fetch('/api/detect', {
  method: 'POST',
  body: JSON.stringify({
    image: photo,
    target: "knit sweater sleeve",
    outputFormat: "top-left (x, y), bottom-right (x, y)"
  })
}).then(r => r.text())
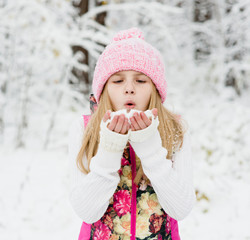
top-left (130, 128), bottom-right (196, 221)
top-left (67, 116), bottom-right (122, 224)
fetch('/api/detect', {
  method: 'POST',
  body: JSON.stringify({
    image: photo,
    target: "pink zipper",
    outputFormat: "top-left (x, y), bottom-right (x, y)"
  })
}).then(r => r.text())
top-left (129, 144), bottom-right (137, 240)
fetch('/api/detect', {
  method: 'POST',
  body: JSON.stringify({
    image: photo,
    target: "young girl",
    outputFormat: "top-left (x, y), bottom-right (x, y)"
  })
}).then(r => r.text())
top-left (68, 27), bottom-right (196, 240)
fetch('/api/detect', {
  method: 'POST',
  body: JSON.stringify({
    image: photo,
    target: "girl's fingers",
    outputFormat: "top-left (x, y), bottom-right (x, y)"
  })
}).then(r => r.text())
top-left (120, 118), bottom-right (128, 134)
top-left (114, 114), bottom-right (125, 133)
top-left (107, 114), bottom-right (127, 134)
top-left (133, 112), bottom-right (147, 129)
top-left (140, 112), bottom-right (151, 126)
top-left (152, 108), bottom-right (158, 119)
top-left (127, 122), bottom-right (131, 132)
top-left (130, 115), bottom-right (140, 130)
top-left (103, 110), bottom-right (111, 122)
top-left (107, 115), bottom-right (118, 131)
top-left (103, 112), bottom-right (108, 122)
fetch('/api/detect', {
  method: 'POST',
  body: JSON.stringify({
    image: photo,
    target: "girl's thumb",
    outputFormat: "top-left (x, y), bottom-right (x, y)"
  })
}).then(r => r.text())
top-left (152, 108), bottom-right (158, 119)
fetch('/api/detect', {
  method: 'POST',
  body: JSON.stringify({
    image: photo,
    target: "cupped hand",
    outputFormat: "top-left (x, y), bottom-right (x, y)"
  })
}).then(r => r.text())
top-left (129, 108), bottom-right (158, 131)
top-left (103, 110), bottom-right (130, 135)
top-left (103, 108), bottom-right (158, 134)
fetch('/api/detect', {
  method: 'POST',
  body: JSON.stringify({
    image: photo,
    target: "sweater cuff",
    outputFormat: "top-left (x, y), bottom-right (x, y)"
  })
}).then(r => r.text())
top-left (89, 144), bottom-right (123, 177)
top-left (100, 119), bottom-right (129, 152)
top-left (129, 128), bottom-right (167, 169)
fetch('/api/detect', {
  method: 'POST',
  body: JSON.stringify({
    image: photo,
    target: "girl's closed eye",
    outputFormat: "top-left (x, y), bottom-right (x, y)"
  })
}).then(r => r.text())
top-left (113, 80), bottom-right (146, 83)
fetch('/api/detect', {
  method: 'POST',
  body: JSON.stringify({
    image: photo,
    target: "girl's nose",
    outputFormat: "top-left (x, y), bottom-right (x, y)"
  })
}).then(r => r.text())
top-left (124, 81), bottom-right (135, 94)
top-left (125, 89), bottom-right (134, 94)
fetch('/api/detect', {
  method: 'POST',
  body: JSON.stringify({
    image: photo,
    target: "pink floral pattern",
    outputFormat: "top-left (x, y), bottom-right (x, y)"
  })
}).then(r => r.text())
top-left (92, 220), bottom-right (111, 240)
top-left (165, 215), bottom-right (172, 235)
top-left (121, 157), bottom-right (130, 166)
top-left (118, 157), bottom-right (130, 176)
top-left (113, 190), bottom-right (131, 217)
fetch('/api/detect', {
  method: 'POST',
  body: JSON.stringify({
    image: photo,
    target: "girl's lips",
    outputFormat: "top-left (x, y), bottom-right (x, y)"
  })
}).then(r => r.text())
top-left (125, 100), bottom-right (135, 104)
top-left (124, 101), bottom-right (136, 109)
top-left (125, 104), bottom-right (135, 109)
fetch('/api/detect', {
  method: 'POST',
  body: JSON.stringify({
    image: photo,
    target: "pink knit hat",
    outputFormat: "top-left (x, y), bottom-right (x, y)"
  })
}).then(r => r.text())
top-left (92, 27), bottom-right (167, 104)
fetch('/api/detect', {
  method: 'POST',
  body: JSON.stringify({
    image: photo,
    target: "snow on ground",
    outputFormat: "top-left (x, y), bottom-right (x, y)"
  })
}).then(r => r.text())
top-left (0, 147), bottom-right (80, 240)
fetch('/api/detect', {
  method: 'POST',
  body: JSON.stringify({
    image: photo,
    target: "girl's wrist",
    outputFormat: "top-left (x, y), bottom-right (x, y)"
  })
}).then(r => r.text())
top-left (129, 127), bottom-right (164, 163)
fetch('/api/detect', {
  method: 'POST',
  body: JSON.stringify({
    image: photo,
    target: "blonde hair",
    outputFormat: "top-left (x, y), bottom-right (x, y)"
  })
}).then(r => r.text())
top-left (76, 81), bottom-right (188, 185)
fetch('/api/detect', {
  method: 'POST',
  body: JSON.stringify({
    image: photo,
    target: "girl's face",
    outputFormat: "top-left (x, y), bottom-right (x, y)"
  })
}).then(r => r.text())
top-left (106, 70), bottom-right (153, 112)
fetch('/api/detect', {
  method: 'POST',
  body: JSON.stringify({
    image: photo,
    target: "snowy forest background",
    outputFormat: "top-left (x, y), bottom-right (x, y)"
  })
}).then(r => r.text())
top-left (0, 0), bottom-right (250, 239)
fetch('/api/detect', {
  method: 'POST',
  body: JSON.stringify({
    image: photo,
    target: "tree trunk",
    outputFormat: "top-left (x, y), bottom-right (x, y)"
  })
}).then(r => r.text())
top-left (71, 0), bottom-right (107, 95)
top-left (193, 0), bottom-right (213, 62)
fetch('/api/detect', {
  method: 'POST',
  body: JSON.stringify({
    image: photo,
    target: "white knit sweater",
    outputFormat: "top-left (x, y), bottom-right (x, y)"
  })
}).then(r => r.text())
top-left (68, 116), bottom-right (196, 224)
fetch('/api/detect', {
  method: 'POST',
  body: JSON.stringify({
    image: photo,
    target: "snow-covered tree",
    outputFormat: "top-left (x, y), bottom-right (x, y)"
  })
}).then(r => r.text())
top-left (0, 0), bottom-right (110, 149)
